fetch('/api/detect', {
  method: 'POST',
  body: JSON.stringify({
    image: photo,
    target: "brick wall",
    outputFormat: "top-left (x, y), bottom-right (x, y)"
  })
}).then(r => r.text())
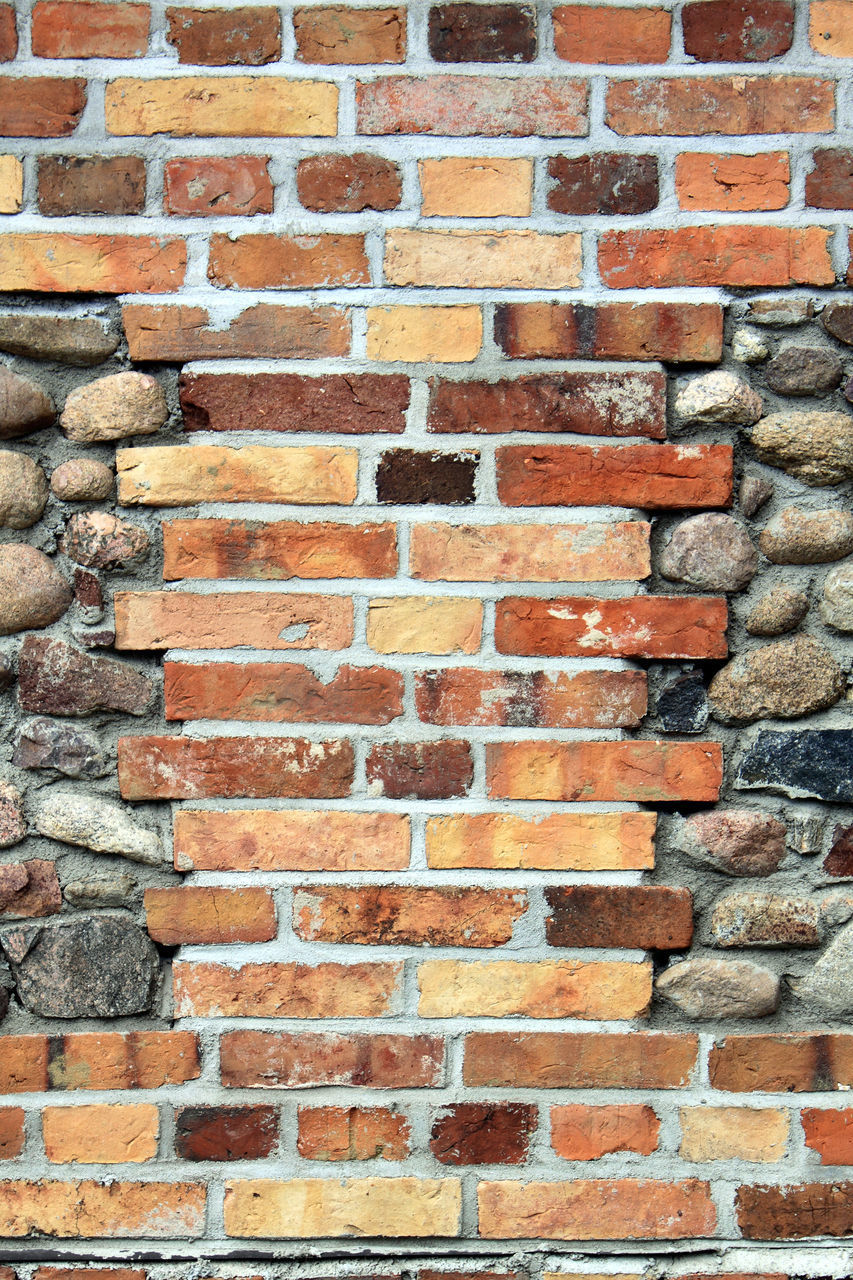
top-left (1, 1), bottom-right (853, 1274)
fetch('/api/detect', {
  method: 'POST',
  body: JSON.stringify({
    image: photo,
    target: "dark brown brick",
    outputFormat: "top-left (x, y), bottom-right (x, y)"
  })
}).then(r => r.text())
top-left (429, 1102), bottom-right (536, 1164)
top-left (180, 372), bottom-right (409, 434)
top-left (0, 6), bottom-right (17, 59)
top-left (737, 1181), bottom-right (853, 1238)
top-left (428, 4), bottom-right (536, 62)
top-left (175, 1105), bottom-right (278, 1161)
top-left (376, 449), bottom-right (477, 504)
top-left (166, 6), bottom-right (281, 64)
top-left (806, 149), bottom-right (853, 209)
top-left (545, 886), bottom-right (694, 950)
top-left (682, 0), bottom-right (793, 61)
top-left (365, 740), bottom-right (473, 799)
top-left (297, 154), bottom-right (402, 212)
top-left (548, 154), bottom-right (658, 215)
top-left (37, 155), bottom-right (146, 216)
top-left (164, 156), bottom-right (273, 216)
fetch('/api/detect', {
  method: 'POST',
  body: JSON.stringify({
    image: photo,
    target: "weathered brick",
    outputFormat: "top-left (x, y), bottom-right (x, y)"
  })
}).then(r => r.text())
top-left (32, 1), bottom-right (149, 56)
top-left (106, 77), bottom-right (337, 136)
top-left (682, 0), bottom-right (794, 60)
top-left (410, 521), bottom-right (649, 583)
top-left (209, 233), bottom-right (370, 288)
top-left (430, 1103), bottom-right (536, 1164)
top-left (810, 0), bottom-right (853, 55)
top-left (1, 1032), bottom-right (199, 1093)
top-left (298, 1107), bottom-right (410, 1160)
top-left (420, 157), bottom-right (532, 216)
top-left (295, 7), bottom-right (406, 63)
top-left (545, 886), bottom-right (694, 950)
top-left (414, 668), bottom-right (646, 728)
top-left (496, 302), bottom-right (723, 362)
top-left (479, 1179), bottom-right (715, 1239)
top-left (679, 1107), bottom-right (788, 1162)
top-left (0, 7), bottom-right (16, 59)
top-left (164, 156), bottom-right (273, 216)
top-left (802, 1107), bottom-right (853, 1163)
top-left (174, 809), bottom-right (410, 872)
top-left (0, 234), bottom-right (184, 293)
top-left (737, 1181), bottom-right (853, 1238)
top-left (807, 148), bottom-right (853, 208)
top-left (144, 886), bottom-right (277, 945)
top-left (166, 7), bottom-right (280, 64)
top-left (465, 1031), bottom-right (697, 1088)
top-left (42, 1105), bottom-right (158, 1164)
top-left (297, 153), bottom-right (402, 211)
top-left (548, 154), bottom-right (658, 215)
top-left (0, 156), bottom-right (22, 213)
top-left (357, 75), bottom-right (587, 136)
top-left (676, 152), bottom-right (790, 211)
top-left (225, 1177), bottom-right (460, 1238)
top-left (174, 960), bottom-right (401, 1018)
top-left (118, 444), bottom-right (357, 506)
top-left (0, 79), bottom-right (85, 137)
top-left (606, 76), bottom-right (834, 136)
top-left (162, 519), bottom-right (396, 581)
top-left (495, 596), bottom-right (728, 660)
top-left (488, 741), bottom-right (722, 803)
top-left (709, 1033), bottom-right (853, 1092)
top-left (426, 812), bottom-right (656, 871)
top-left (0, 1180), bottom-right (205, 1238)
top-left (385, 229), bottom-right (581, 288)
top-left (366, 740), bottom-right (473, 799)
top-left (376, 449), bottom-right (477, 504)
top-left (180, 371), bottom-right (408, 433)
top-left (367, 597), bottom-right (482, 654)
top-left (553, 5), bottom-right (670, 62)
top-left (175, 1106), bottom-right (278, 1161)
top-left (428, 5), bottom-right (536, 62)
top-left (600, 226), bottom-right (834, 288)
top-left (115, 591), bottom-right (354, 652)
top-left (551, 1105), bottom-right (660, 1160)
top-left (366, 305), bottom-right (482, 362)
top-left (38, 156), bottom-right (146, 216)
top-left (221, 1030), bottom-right (444, 1088)
top-left (418, 958), bottom-right (651, 1019)
top-left (123, 304), bottom-right (350, 361)
top-left (0, 1109), bottom-right (23, 1160)
top-left (293, 886), bottom-right (526, 947)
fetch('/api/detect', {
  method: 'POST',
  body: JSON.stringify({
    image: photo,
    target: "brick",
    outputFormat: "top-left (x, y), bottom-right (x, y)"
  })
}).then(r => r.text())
top-left (495, 596), bottom-right (728, 661)
top-left (180, 371), bottom-right (409, 434)
top-left (496, 302), bottom-right (723, 363)
top-left (0, 1180), bottom-right (205, 1238)
top-left (224, 1177), bottom-right (460, 1238)
top-left (162, 519), bottom-right (396, 581)
top-left (293, 886), bottom-right (527, 947)
top-left (430, 1103), bottom-right (535, 1164)
top-left (175, 960), bottom-right (401, 1018)
top-left (807, 148), bottom-right (853, 208)
top-left (737, 1181), bottom-right (853, 1238)
top-left (32, 1), bottom-right (149, 56)
top-left (42, 1104), bottom-right (158, 1164)
top-left (548, 154), bottom-right (658, 215)
top-left (428, 5), bottom-right (536, 61)
top-left (221, 1030), bottom-right (444, 1088)
top-left (683, 0), bottom-right (794, 60)
top-left (802, 1107), bottom-right (853, 1163)
top-left (366, 305), bottom-right (482, 362)
top-left (0, 234), bottom-right (184, 293)
top-left (166, 7), bottom-right (280, 64)
top-left (428, 371), bottom-right (666, 437)
top-left (0, 1032), bottom-right (199, 1093)
top-left (209, 233), bottom-right (370, 289)
top-left (551, 1105), bottom-right (659, 1160)
top-left (709, 1033), bottom-right (853, 1092)
top-left (175, 1106), bottom-right (278, 1161)
top-left (366, 740), bottom-right (473, 799)
top-left (679, 1107), bottom-right (788, 1162)
top-left (676, 152), bottom-right (790, 211)
top-left (357, 75), bottom-right (587, 136)
top-left (0, 860), bottom-right (61, 919)
top-left (410, 521), bottom-right (649, 583)
top-left (488, 741), bottom-right (723, 803)
top-left (478, 1179), bottom-right (715, 1240)
top-left (115, 591), bottom-right (354, 652)
top-left (298, 1107), bottom-right (410, 1160)
top-left (123, 304), bottom-right (350, 361)
top-left (376, 449), bottom-right (477, 504)
top-left (34, 1270), bottom-right (145, 1280)
top-left (546, 886), bottom-right (693, 950)
top-left (385, 229), bottom-right (581, 288)
top-left (294, 7), bottom-right (406, 63)
top-left (0, 79), bottom-right (85, 136)
top-left (0, 7), bottom-right (15, 59)
top-left (117, 445), bottom-right (358, 506)
top-left (600, 226), bottom-right (834, 288)
top-left (144, 886), bottom-right (277, 945)
top-left (164, 156), bottom-right (273, 216)
top-left (297, 153), bottom-right (402, 211)
top-left (420, 157), bottom-right (532, 217)
top-left (414, 668), bottom-right (646, 728)
top-left (174, 809), bottom-right (410, 872)
top-left (606, 76), bottom-right (834, 136)
top-left (419, 959), bottom-right (651, 1019)
top-left (0, 1109), bottom-right (23, 1160)
top-left (465, 1031), bottom-right (696, 1088)
top-left (106, 77), bottom-right (337, 137)
top-left (38, 156), bottom-right (146, 216)
top-left (810, 0), bottom-right (853, 55)
top-left (426, 812), bottom-right (656, 871)
top-left (0, 156), bottom-right (22, 213)
top-left (367, 597), bottom-right (482, 654)
top-left (553, 5), bottom-right (670, 62)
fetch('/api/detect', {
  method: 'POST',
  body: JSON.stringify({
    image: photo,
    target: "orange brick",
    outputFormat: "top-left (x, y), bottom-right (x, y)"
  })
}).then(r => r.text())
top-left (164, 155), bottom-right (273, 216)
top-left (426, 812), bottom-right (656, 871)
top-left (1, 1032), bottom-right (199, 1093)
top-left (802, 1108), bottom-right (853, 1163)
top-left (366, 305), bottom-right (482, 362)
top-left (166, 6), bottom-right (280, 64)
top-left (297, 1106), bottom-right (410, 1160)
top-left (115, 591), bottom-right (354, 652)
top-left (478, 1179), bottom-right (715, 1240)
top-left (599, 226), bottom-right (833, 288)
top-left (417, 959), bottom-right (651, 1019)
top-left (106, 77), bottom-right (338, 136)
top-left (162, 519), bottom-right (396, 581)
top-left (551, 1105), bottom-right (660, 1160)
top-left (410, 521), bottom-right (649, 583)
top-left (496, 301), bottom-right (723, 362)
top-left (414, 668), bottom-right (646, 728)
top-left (117, 445), bottom-right (357, 506)
top-left (32, 1), bottom-right (149, 56)
top-left (464, 1031), bottom-right (697, 1088)
top-left (0, 156), bottom-right (22, 213)
top-left (0, 79), bottom-right (86, 137)
top-left (676, 152), bottom-right (790, 211)
top-left (607, 75), bottom-right (834, 135)
top-left (293, 886), bottom-right (527, 947)
top-left (173, 960), bottom-right (401, 1017)
top-left (420, 157), bottom-right (532, 217)
top-left (144, 886), bottom-right (277, 945)
top-left (0, 1109), bottom-right (24, 1160)
top-left (174, 809), bottom-right (410, 872)
top-left (0, 6), bottom-right (15, 59)
top-left (123, 304), bottom-right (350, 361)
top-left (0, 1180), bottom-right (205, 1238)
top-left (679, 1107), bottom-right (788, 1162)
top-left (42, 1105), bottom-right (159, 1164)
top-left (0, 234), bottom-right (185, 294)
top-left (294, 6), bottom-right (405, 62)
top-left (221, 1030), bottom-right (444, 1088)
top-left (224, 1177), bottom-right (460, 1237)
top-left (810, 0), bottom-right (853, 55)
top-left (553, 5), bottom-right (671, 62)
top-left (709, 1033), bottom-right (853, 1092)
top-left (487, 740), bottom-right (722, 803)
top-left (367, 597), bottom-right (482, 654)
top-left (209, 233), bottom-right (370, 288)
top-left (384, 230), bottom-right (581, 289)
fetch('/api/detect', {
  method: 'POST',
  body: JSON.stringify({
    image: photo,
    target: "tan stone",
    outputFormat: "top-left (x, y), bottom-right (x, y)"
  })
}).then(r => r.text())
top-left (385, 230), bottom-right (581, 288)
top-left (61, 372), bottom-right (167, 443)
top-left (117, 445), bottom-right (357, 506)
top-left (106, 77), bottom-right (338, 136)
top-left (366, 597), bottom-right (482, 654)
top-left (224, 1177), bottom-right (461, 1238)
top-left (418, 959), bottom-right (651, 1019)
top-left (0, 157), bottom-right (23, 214)
top-left (420, 157), bottom-right (533, 217)
top-left (366, 306), bottom-right (482, 362)
top-left (679, 1106), bottom-right (789, 1162)
top-left (0, 451), bottom-right (48, 528)
top-left (42, 1104), bottom-right (159, 1164)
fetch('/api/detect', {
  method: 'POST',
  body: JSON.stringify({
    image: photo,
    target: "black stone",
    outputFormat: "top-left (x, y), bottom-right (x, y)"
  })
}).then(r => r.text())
top-left (13, 717), bottom-right (109, 778)
top-left (765, 347), bottom-right (843, 395)
top-left (737, 729), bottom-right (853, 802)
top-left (655, 672), bottom-right (708, 733)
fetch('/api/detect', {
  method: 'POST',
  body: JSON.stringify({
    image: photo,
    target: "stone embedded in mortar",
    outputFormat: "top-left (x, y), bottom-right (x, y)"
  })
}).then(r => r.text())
top-left (739, 474), bottom-right (773, 519)
top-left (674, 370), bottom-right (763, 428)
top-left (0, 782), bottom-right (26, 849)
top-left (819, 891), bottom-right (853, 928)
top-left (708, 635), bottom-right (843, 725)
top-left (790, 921), bottom-right (853, 1015)
top-left (655, 672), bottom-right (708, 733)
top-left (822, 300), bottom-right (853, 346)
top-left (759, 508), bottom-right (853, 565)
top-left (0, 859), bottom-right (61, 918)
top-left (72, 625), bottom-right (116, 649)
top-left (749, 297), bottom-right (813, 326)
top-left (746, 587), bottom-right (809, 637)
top-left (0, 545), bottom-right (71, 636)
top-left (60, 371), bottom-right (168, 443)
top-left (791, 815), bottom-right (824, 858)
top-left (821, 564), bottom-right (853, 632)
top-left (33, 790), bottom-right (163, 865)
top-left (710, 891), bottom-right (820, 948)
top-left (655, 956), bottom-right (779, 1019)
top-left (50, 457), bottom-right (114, 502)
top-left (0, 366), bottom-right (54, 440)
top-left (732, 328), bottom-right (769, 364)
top-left (825, 825), bottom-right (853, 878)
top-left (61, 510), bottom-right (150, 570)
top-left (765, 346), bottom-right (843, 396)
top-left (0, 985), bottom-right (8, 1023)
top-left (63, 874), bottom-right (137, 909)
top-left (18, 635), bottom-right (153, 717)
top-left (752, 410), bottom-right (853, 486)
top-left (0, 653), bottom-right (12, 691)
top-left (737, 729), bottom-right (853, 802)
top-left (13, 717), bottom-right (109, 779)
top-left (0, 314), bottom-right (119, 366)
top-left (660, 513), bottom-right (758, 592)
top-left (679, 810), bottom-right (787, 877)
top-left (1, 914), bottom-right (159, 1018)
top-left (0, 451), bottom-right (48, 529)
top-left (73, 568), bottom-right (103, 621)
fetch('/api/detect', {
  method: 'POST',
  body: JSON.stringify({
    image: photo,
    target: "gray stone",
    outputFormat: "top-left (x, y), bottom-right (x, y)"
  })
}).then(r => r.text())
top-left (1, 915), bottom-right (158, 1018)
top-left (660, 513), bottom-right (758, 592)
top-left (655, 957), bottom-right (779, 1019)
top-left (790, 921), bottom-right (853, 1014)
top-left (737, 729), bottom-right (853, 802)
top-left (33, 791), bottom-right (164, 865)
top-left (60, 371), bottom-right (167, 444)
top-left (0, 451), bottom-right (48, 529)
top-left (749, 297), bottom-right (813, 326)
top-left (732, 328), bottom-right (769, 364)
top-left (0, 366), bottom-right (54, 440)
top-left (655, 672), bottom-right (708, 733)
top-left (822, 300), bottom-right (853, 346)
top-left (765, 346), bottom-right (843, 395)
top-left (820, 891), bottom-right (853, 927)
top-left (0, 782), bottom-right (25, 849)
top-left (13, 717), bottom-right (109, 778)
top-left (679, 810), bottom-right (787, 877)
top-left (746, 587), bottom-right (809, 637)
top-left (760, 507), bottom-right (853, 564)
top-left (752, 410), bottom-right (853, 486)
top-left (821, 564), bottom-right (853, 632)
top-left (61, 511), bottom-right (150, 570)
top-left (0, 545), bottom-right (71, 635)
top-left (710, 892), bottom-right (820, 947)
top-left (739, 474), bottom-right (773, 518)
top-left (0, 314), bottom-right (119, 365)
top-left (50, 458), bottom-right (114, 502)
top-left (790, 815), bottom-right (824, 857)
top-left (674, 370), bottom-right (763, 428)
top-left (708, 635), bottom-right (843, 725)
top-left (18, 634), bottom-right (154, 717)
top-left (63, 875), bottom-right (136, 909)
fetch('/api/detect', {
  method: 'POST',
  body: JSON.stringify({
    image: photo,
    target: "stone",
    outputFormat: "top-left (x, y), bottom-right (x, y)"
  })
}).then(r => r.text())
top-left (738, 730), bottom-right (853, 802)
top-left (732, 328), bottom-right (769, 363)
top-left (0, 366), bottom-right (54, 439)
top-left (711, 892), bottom-right (820, 947)
top-left (679, 810), bottom-right (787, 877)
top-left (708, 635), bottom-right (843, 724)
top-left (0, 859), bottom-right (61, 918)
top-left (655, 957), bottom-right (780, 1019)
top-left (759, 507), bottom-right (853, 564)
top-left (73, 568), bottom-right (103, 623)
top-left (752, 410), bottom-right (853, 485)
top-left (819, 891), bottom-right (853, 927)
top-left (749, 297), bottom-right (813, 326)
top-left (50, 457), bottom-right (114, 501)
top-left (674, 369), bottom-right (763, 428)
top-left (0, 545), bottom-right (71, 635)
top-left (822, 300), bottom-right (853, 345)
top-left (0, 782), bottom-right (26, 848)
top-left (61, 511), bottom-right (150, 569)
top-left (63, 874), bottom-right (137, 908)
top-left (0, 451), bottom-right (48, 528)
top-left (1, 915), bottom-right (159, 1018)
top-left (790, 815), bottom-right (824, 857)
top-left (655, 672), bottom-right (708, 733)
top-left (791, 921), bottom-right (853, 1014)
top-left (846, 374), bottom-right (853, 404)
top-left (660, 513), bottom-right (758, 592)
top-left (825, 825), bottom-right (853, 877)
top-left (821, 564), bottom-right (853, 631)
top-left (765, 346), bottom-right (843, 395)
top-left (0, 652), bottom-right (13, 690)
top-left (18, 635), bottom-right (154, 717)
top-left (33, 791), bottom-right (164, 865)
top-left (13, 717), bottom-right (109, 778)
top-left (0, 313), bottom-right (119, 365)
top-left (72, 625), bottom-right (116, 649)
top-left (746, 587), bottom-right (809, 636)
top-left (60, 371), bottom-right (168, 443)
top-left (739, 474), bottom-right (773, 517)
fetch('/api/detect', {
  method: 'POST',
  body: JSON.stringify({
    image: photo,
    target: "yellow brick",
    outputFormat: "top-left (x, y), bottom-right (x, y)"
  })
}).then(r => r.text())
top-left (117, 445), bottom-right (357, 506)
top-left (679, 1106), bottom-right (789, 1162)
top-left (366, 305), bottom-right (482, 363)
top-left (106, 77), bottom-right (338, 137)
top-left (810, 0), bottom-right (853, 55)
top-left (224, 1177), bottom-right (461, 1238)
top-left (420, 157), bottom-right (533, 217)
top-left (367, 597), bottom-right (482, 654)
top-left (0, 1180), bottom-right (205, 1237)
top-left (0, 157), bottom-right (23, 214)
top-left (385, 229), bottom-right (582, 289)
top-left (425, 812), bottom-right (656, 870)
top-left (42, 1104), bottom-right (159, 1164)
top-left (417, 959), bottom-right (651, 1019)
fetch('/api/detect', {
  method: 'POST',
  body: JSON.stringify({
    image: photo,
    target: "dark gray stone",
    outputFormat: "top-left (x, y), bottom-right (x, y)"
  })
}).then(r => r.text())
top-left (0, 654), bottom-right (13, 691)
top-left (737, 729), bottom-right (853, 802)
top-left (655, 672), bottom-right (708, 733)
top-left (13, 717), bottom-right (109, 778)
top-left (0, 314), bottom-right (119, 366)
top-left (765, 346), bottom-right (843, 395)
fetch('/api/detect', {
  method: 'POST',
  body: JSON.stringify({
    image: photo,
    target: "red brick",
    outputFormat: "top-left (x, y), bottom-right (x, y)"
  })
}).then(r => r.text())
top-left (430, 1103), bottom-right (536, 1164)
top-left (162, 519), bottom-right (397, 581)
top-left (366, 740), bottom-right (473, 799)
top-left (166, 7), bottom-right (280, 64)
top-left (0, 79), bottom-right (86, 137)
top-left (0, 1180), bottom-right (205, 1238)
top-left (676, 151), bottom-right (790, 211)
top-left (551, 1104), bottom-right (660, 1160)
top-left (464, 1032), bottom-right (697, 1088)
top-left (174, 959), bottom-right (400, 1018)
top-left (298, 1106), bottom-right (410, 1160)
top-left (414, 668), bottom-right (646, 728)
top-left (428, 5), bottom-right (537, 62)
top-left (0, 1109), bottom-right (24, 1160)
top-left (0, 6), bottom-right (16, 59)
top-left (144, 886), bottom-right (277, 945)
top-left (682, 0), bottom-right (794, 60)
top-left (478, 1178), bottom-right (715, 1239)
top-left (357, 75), bottom-right (587, 136)
top-left (122, 303), bottom-right (350, 361)
top-left (37, 155), bottom-right (145, 216)
top-left (600, 226), bottom-right (833, 288)
top-left (293, 885), bottom-right (527, 946)
top-left (545, 886), bottom-right (694, 950)
top-left (807, 148), bottom-right (853, 208)
top-left (295, 7), bottom-right (406, 63)
top-left (297, 153), bottom-right (402, 211)
top-left (496, 301), bottom-right (723, 362)
top-left (495, 595), bottom-right (728, 661)
top-left (548, 153), bottom-right (658, 214)
top-left (181, 371), bottom-right (408, 433)
top-left (553, 5), bottom-right (670, 62)
top-left (606, 76), bottom-right (834, 136)
top-left (32, 1), bottom-right (149, 56)
top-left (221, 1031), bottom-right (444, 1088)
top-left (0, 1033), bottom-right (198, 1095)
top-left (709, 1033), bottom-right (853, 1092)
top-left (208, 233), bottom-right (370, 289)
top-left (410, 521), bottom-right (649, 583)
top-left (175, 1106), bottom-right (278, 1161)
top-left (487, 741), bottom-right (723, 803)
top-left (737, 1181), bottom-right (853, 1238)
top-left (164, 156), bottom-right (273, 216)
top-left (802, 1108), bottom-right (853, 1164)
top-left (174, 810), bottom-right (409, 873)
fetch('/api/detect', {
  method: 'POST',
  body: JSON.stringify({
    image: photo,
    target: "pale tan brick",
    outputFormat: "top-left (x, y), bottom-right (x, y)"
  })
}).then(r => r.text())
top-left (366, 597), bottom-right (482, 654)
